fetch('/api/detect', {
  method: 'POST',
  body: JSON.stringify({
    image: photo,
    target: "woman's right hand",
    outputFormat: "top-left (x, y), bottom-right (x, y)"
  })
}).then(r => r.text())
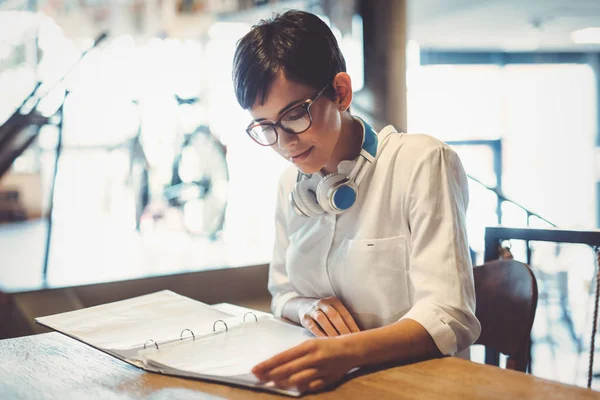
top-left (285, 297), bottom-right (361, 337)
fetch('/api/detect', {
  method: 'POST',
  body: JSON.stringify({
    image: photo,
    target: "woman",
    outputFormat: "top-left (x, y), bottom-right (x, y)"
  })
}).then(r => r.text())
top-left (232, 10), bottom-right (481, 393)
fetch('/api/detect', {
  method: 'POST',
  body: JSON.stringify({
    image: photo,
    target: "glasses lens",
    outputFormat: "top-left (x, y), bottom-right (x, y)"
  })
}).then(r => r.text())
top-left (280, 106), bottom-right (311, 133)
top-left (249, 124), bottom-right (276, 145)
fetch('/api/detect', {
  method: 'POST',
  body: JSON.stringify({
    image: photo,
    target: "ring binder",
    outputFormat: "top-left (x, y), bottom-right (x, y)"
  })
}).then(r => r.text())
top-left (144, 339), bottom-right (159, 350)
top-left (243, 312), bottom-right (258, 322)
top-left (213, 319), bottom-right (228, 332)
top-left (35, 290), bottom-right (310, 396)
top-left (180, 328), bottom-right (196, 340)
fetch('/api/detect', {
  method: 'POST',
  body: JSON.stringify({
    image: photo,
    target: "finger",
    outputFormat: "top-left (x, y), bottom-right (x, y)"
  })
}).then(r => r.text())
top-left (301, 315), bottom-right (327, 337)
top-left (266, 354), bottom-right (317, 381)
top-left (319, 304), bottom-right (350, 335)
top-left (272, 368), bottom-right (320, 391)
top-left (308, 378), bottom-right (327, 392)
top-left (252, 342), bottom-right (313, 377)
top-left (273, 379), bottom-right (292, 389)
top-left (312, 309), bottom-right (339, 337)
top-left (328, 299), bottom-right (361, 333)
top-left (288, 368), bottom-right (321, 392)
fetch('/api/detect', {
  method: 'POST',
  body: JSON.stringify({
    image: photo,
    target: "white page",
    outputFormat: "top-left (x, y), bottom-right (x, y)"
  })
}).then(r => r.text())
top-left (144, 317), bottom-right (313, 378)
top-left (36, 290), bottom-right (234, 351)
top-left (210, 303), bottom-right (271, 319)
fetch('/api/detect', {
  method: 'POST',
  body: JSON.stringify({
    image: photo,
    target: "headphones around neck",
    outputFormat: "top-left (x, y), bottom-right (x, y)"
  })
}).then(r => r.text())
top-left (289, 116), bottom-right (379, 217)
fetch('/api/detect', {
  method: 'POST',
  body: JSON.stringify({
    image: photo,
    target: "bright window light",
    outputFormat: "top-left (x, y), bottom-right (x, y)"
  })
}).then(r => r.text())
top-left (208, 22), bottom-right (250, 41)
top-left (571, 27), bottom-right (600, 44)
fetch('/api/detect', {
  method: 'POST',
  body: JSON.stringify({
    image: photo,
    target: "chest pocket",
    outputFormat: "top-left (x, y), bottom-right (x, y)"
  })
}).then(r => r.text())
top-left (340, 235), bottom-right (411, 321)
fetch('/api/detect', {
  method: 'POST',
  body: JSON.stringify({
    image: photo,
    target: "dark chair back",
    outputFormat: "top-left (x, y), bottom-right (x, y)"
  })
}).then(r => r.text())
top-left (474, 259), bottom-right (538, 371)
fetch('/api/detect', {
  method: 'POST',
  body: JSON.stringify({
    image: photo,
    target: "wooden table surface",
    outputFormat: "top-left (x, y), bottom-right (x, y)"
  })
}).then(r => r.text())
top-left (2, 332), bottom-right (600, 400)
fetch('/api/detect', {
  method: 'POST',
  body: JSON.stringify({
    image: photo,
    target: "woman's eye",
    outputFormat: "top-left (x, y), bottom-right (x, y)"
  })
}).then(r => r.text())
top-left (284, 108), bottom-right (306, 121)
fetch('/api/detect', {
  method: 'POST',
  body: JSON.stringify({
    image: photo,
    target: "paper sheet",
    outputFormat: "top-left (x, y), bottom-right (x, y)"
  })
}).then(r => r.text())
top-left (144, 317), bottom-right (313, 377)
top-left (36, 290), bottom-right (234, 351)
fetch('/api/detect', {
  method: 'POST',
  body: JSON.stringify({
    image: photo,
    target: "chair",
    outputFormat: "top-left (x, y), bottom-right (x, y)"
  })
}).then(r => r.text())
top-left (473, 259), bottom-right (538, 372)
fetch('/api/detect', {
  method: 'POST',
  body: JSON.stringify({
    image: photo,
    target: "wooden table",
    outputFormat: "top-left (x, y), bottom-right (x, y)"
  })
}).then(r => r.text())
top-left (1, 333), bottom-right (599, 399)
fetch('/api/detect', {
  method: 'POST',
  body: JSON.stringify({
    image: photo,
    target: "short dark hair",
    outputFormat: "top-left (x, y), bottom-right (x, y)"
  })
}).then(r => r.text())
top-left (232, 10), bottom-right (346, 110)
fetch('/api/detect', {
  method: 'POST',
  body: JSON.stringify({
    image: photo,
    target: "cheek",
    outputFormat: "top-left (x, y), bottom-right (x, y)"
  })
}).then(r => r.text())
top-left (271, 146), bottom-right (288, 159)
top-left (317, 104), bottom-right (340, 132)
top-left (311, 109), bottom-right (340, 148)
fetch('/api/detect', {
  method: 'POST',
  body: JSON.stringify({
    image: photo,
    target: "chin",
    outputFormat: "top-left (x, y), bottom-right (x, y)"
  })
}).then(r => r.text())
top-left (296, 163), bottom-right (322, 175)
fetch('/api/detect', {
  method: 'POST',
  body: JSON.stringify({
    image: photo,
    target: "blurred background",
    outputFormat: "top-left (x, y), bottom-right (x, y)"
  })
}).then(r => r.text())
top-left (1, 0), bottom-right (600, 390)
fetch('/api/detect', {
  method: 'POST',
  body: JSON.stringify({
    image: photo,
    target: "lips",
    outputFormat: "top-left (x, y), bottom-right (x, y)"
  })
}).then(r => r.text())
top-left (289, 146), bottom-right (313, 161)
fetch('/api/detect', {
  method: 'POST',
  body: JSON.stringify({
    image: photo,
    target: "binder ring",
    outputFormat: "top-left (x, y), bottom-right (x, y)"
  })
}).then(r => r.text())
top-left (213, 319), bottom-right (228, 332)
top-left (243, 312), bottom-right (258, 322)
top-left (144, 339), bottom-right (159, 350)
top-left (180, 328), bottom-right (196, 341)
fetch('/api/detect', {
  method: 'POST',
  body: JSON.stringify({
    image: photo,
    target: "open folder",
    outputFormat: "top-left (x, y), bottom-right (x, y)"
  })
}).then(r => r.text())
top-left (35, 290), bottom-right (313, 396)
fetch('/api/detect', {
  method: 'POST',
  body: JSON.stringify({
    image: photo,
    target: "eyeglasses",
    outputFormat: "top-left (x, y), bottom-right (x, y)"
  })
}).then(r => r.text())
top-left (246, 85), bottom-right (329, 146)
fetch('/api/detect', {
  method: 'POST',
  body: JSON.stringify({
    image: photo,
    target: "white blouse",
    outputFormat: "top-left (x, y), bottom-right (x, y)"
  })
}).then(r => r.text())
top-left (268, 125), bottom-right (481, 356)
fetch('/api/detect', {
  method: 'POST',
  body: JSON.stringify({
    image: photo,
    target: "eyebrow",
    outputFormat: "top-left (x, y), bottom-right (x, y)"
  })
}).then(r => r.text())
top-left (253, 98), bottom-right (305, 123)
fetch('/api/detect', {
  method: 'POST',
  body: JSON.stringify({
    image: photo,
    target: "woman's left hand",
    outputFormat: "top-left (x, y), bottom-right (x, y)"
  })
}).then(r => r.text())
top-left (252, 337), bottom-right (357, 393)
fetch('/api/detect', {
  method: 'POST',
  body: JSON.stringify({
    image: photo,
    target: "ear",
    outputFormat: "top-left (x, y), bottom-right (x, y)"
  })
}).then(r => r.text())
top-left (332, 72), bottom-right (353, 112)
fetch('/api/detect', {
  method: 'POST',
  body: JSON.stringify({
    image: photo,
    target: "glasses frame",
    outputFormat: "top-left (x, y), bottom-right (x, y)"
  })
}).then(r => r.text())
top-left (246, 84), bottom-right (329, 146)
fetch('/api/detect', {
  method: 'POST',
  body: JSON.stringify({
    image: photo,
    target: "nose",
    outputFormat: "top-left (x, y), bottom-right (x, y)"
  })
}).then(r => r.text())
top-left (276, 127), bottom-right (298, 151)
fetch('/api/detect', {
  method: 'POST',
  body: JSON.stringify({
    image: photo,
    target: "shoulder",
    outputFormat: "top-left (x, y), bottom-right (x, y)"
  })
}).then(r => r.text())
top-left (378, 133), bottom-right (458, 168)
top-left (382, 131), bottom-right (455, 161)
top-left (377, 131), bottom-right (464, 181)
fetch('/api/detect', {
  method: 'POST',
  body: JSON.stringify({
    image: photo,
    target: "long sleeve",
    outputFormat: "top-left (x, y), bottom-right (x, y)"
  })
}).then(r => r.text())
top-left (268, 171), bottom-right (301, 318)
top-left (400, 144), bottom-right (481, 355)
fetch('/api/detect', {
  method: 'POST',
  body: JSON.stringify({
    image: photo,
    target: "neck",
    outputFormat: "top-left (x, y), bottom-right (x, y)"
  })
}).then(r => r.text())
top-left (322, 113), bottom-right (363, 175)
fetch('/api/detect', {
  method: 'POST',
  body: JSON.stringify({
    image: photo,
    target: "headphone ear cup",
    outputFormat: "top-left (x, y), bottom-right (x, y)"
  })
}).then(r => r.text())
top-left (316, 173), bottom-right (348, 214)
top-left (291, 178), bottom-right (325, 217)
